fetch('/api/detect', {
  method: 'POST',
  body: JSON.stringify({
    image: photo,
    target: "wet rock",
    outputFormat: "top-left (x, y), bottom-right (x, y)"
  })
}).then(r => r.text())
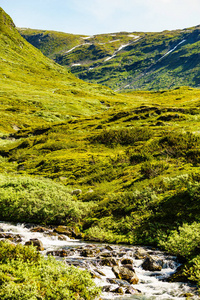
top-left (142, 256), bottom-right (162, 271)
top-left (99, 251), bottom-right (112, 258)
top-left (30, 226), bottom-right (49, 233)
top-left (25, 239), bottom-right (44, 251)
top-left (80, 248), bottom-right (100, 257)
top-left (118, 251), bottom-right (127, 257)
top-left (125, 286), bottom-right (141, 295)
top-left (94, 268), bottom-right (106, 276)
top-left (65, 258), bottom-right (89, 269)
top-left (47, 250), bottom-right (69, 257)
top-left (134, 248), bottom-right (148, 259)
top-left (100, 257), bottom-right (118, 267)
top-left (0, 233), bottom-right (22, 243)
top-left (121, 258), bottom-right (134, 265)
top-left (112, 286), bottom-right (124, 295)
top-left (102, 285), bottom-right (113, 293)
top-left (105, 245), bottom-right (114, 251)
top-left (90, 270), bottom-right (101, 279)
top-left (166, 265), bottom-right (188, 282)
top-left (107, 278), bottom-right (130, 287)
top-left (53, 225), bottom-right (81, 239)
top-left (112, 266), bottom-right (139, 284)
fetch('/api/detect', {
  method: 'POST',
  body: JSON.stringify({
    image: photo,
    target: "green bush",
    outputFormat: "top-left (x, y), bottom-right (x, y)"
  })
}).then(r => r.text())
top-left (0, 241), bottom-right (100, 300)
top-left (159, 222), bottom-right (200, 258)
top-left (0, 174), bottom-right (94, 225)
top-left (90, 127), bottom-right (152, 146)
top-left (159, 131), bottom-right (200, 159)
top-left (140, 160), bottom-right (169, 178)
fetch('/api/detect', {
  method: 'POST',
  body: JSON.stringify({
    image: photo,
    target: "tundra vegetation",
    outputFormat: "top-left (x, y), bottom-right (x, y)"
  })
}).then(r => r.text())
top-left (1, 7), bottom-right (200, 299)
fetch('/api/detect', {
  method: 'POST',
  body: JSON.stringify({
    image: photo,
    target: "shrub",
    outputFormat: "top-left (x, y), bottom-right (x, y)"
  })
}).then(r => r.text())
top-left (159, 222), bottom-right (200, 258)
top-left (141, 160), bottom-right (169, 179)
top-left (90, 127), bottom-right (152, 146)
top-left (0, 174), bottom-right (94, 225)
top-left (0, 241), bottom-right (100, 300)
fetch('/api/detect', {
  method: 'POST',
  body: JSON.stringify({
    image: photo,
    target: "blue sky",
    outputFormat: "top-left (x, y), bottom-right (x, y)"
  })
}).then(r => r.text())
top-left (1, 0), bottom-right (200, 35)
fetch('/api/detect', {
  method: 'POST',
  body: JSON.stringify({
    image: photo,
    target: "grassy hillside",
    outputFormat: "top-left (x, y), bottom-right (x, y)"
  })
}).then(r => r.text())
top-left (1, 7), bottom-right (200, 295)
top-left (0, 8), bottom-right (120, 135)
top-left (19, 26), bottom-right (200, 91)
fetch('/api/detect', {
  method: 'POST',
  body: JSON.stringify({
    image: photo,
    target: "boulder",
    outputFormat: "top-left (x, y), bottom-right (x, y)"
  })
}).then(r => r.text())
top-left (46, 250), bottom-right (69, 257)
top-left (112, 266), bottom-right (139, 284)
top-left (100, 251), bottom-right (112, 258)
top-left (0, 233), bottom-right (22, 243)
top-left (25, 239), bottom-right (44, 251)
top-left (100, 257), bottom-right (118, 267)
top-left (121, 258), bottom-right (134, 265)
top-left (80, 248), bottom-right (100, 257)
top-left (141, 256), bottom-right (162, 271)
top-left (134, 248), bottom-right (148, 259)
top-left (53, 225), bottom-right (81, 239)
top-left (30, 226), bottom-right (49, 233)
top-left (105, 245), bottom-right (114, 251)
top-left (112, 286), bottom-right (124, 295)
top-left (125, 287), bottom-right (141, 295)
top-left (107, 278), bottom-right (130, 287)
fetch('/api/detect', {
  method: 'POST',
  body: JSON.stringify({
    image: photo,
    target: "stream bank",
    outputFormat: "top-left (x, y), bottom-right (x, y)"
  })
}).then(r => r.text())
top-left (0, 221), bottom-right (199, 300)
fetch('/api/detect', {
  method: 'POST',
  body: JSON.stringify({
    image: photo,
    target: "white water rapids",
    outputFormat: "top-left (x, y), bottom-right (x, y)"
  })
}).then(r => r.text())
top-left (0, 221), bottom-right (199, 300)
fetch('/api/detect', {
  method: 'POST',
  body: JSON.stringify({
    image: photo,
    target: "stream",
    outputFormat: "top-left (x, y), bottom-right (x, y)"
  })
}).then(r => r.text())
top-left (0, 221), bottom-right (199, 300)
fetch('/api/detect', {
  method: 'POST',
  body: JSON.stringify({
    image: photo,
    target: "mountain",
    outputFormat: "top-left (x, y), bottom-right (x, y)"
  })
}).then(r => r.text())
top-left (19, 26), bottom-right (200, 91)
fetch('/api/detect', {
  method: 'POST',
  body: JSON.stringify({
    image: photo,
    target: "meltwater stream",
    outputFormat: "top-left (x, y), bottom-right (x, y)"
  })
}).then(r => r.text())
top-left (0, 221), bottom-right (199, 300)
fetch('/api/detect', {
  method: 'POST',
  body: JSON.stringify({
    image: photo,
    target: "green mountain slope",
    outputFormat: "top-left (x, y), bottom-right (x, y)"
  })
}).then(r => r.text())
top-left (1, 8), bottom-right (200, 292)
top-left (0, 8), bottom-right (118, 134)
top-left (19, 26), bottom-right (200, 91)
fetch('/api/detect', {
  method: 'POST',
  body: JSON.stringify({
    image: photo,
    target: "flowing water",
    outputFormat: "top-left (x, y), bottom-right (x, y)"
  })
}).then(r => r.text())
top-left (0, 221), bottom-right (199, 300)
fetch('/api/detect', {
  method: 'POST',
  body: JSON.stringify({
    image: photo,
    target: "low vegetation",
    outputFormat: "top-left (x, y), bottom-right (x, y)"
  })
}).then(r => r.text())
top-left (0, 241), bottom-right (100, 300)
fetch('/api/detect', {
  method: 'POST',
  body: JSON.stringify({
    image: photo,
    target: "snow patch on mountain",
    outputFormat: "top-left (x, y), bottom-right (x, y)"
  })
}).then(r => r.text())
top-left (65, 43), bottom-right (92, 54)
top-left (158, 40), bottom-right (186, 61)
top-left (105, 54), bottom-right (116, 61)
